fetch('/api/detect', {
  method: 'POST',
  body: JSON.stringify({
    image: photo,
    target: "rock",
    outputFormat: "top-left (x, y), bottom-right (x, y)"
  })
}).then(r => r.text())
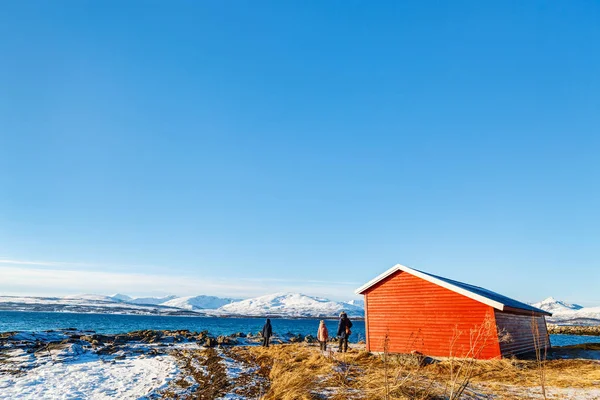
top-left (231, 332), bottom-right (247, 338)
top-left (113, 335), bottom-right (131, 344)
top-left (304, 335), bottom-right (316, 344)
top-left (547, 324), bottom-right (600, 336)
top-left (204, 337), bottom-right (217, 348)
top-left (97, 344), bottom-right (119, 355)
top-left (114, 354), bottom-right (126, 360)
top-left (217, 336), bottom-right (238, 346)
top-left (289, 334), bottom-right (303, 343)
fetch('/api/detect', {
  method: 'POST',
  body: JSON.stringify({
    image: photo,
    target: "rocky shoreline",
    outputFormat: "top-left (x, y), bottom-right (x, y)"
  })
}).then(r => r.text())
top-left (0, 328), bottom-right (341, 375)
top-left (547, 324), bottom-right (600, 336)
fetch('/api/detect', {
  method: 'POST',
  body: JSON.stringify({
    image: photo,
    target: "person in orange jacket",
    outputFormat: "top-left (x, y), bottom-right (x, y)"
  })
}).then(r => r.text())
top-left (317, 320), bottom-right (329, 352)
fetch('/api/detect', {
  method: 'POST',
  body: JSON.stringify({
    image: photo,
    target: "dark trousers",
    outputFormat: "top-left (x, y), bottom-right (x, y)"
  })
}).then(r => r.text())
top-left (320, 340), bottom-right (327, 351)
top-left (338, 337), bottom-right (348, 352)
top-left (262, 336), bottom-right (270, 347)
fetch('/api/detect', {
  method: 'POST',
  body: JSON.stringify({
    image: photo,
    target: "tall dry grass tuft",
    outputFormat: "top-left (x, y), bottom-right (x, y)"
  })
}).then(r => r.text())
top-left (383, 332), bottom-right (390, 400)
top-left (445, 313), bottom-right (511, 400)
top-left (531, 314), bottom-right (548, 400)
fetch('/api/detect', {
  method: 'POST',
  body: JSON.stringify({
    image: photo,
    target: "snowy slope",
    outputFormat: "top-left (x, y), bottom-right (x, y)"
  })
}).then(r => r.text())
top-left (345, 299), bottom-right (365, 308)
top-left (111, 293), bottom-right (133, 302)
top-left (0, 295), bottom-right (202, 316)
top-left (532, 297), bottom-right (583, 313)
top-left (533, 297), bottom-right (600, 325)
top-left (127, 295), bottom-right (178, 305)
top-left (218, 293), bottom-right (365, 318)
top-left (63, 294), bottom-right (122, 302)
top-left (161, 295), bottom-right (238, 310)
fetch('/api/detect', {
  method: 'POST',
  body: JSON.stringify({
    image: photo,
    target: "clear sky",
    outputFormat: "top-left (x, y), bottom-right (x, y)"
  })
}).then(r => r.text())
top-left (1, 1), bottom-right (599, 304)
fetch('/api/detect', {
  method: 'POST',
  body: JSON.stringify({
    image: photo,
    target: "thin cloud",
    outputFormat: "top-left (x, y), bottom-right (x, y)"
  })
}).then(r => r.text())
top-left (0, 266), bottom-right (360, 301)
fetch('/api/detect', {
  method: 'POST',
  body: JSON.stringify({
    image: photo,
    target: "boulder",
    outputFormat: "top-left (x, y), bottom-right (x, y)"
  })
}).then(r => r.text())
top-left (304, 335), bottom-right (316, 344)
top-left (288, 334), bottom-right (303, 343)
top-left (217, 336), bottom-right (238, 346)
top-left (113, 335), bottom-right (131, 344)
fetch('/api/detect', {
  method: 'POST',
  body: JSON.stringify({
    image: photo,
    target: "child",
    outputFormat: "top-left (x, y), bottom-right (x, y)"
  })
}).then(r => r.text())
top-left (317, 320), bottom-right (329, 352)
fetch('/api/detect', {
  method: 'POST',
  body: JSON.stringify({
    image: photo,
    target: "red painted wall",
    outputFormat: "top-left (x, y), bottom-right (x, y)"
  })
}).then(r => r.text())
top-left (364, 271), bottom-right (502, 359)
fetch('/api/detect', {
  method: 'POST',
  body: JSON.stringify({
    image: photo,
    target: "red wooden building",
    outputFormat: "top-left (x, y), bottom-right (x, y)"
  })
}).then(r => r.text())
top-left (356, 264), bottom-right (551, 359)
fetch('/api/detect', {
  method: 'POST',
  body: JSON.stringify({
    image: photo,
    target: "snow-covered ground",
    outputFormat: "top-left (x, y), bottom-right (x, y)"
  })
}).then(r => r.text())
top-left (0, 351), bottom-right (177, 399)
top-left (0, 330), bottom-right (188, 400)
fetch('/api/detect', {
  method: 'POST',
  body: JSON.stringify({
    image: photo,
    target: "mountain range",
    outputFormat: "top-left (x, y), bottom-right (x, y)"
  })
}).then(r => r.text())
top-left (532, 297), bottom-right (600, 325)
top-left (0, 293), bottom-right (598, 323)
top-left (0, 292), bottom-right (365, 318)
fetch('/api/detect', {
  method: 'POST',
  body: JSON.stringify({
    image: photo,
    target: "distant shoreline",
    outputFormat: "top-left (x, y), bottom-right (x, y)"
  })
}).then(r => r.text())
top-left (547, 324), bottom-right (600, 337)
top-left (0, 308), bottom-right (366, 321)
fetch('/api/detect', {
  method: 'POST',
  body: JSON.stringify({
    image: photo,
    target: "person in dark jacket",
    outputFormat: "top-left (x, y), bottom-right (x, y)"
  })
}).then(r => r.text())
top-left (261, 318), bottom-right (273, 347)
top-left (336, 312), bottom-right (353, 352)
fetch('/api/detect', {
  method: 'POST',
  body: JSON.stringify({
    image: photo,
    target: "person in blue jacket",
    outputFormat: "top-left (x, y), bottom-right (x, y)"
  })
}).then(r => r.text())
top-left (336, 312), bottom-right (353, 352)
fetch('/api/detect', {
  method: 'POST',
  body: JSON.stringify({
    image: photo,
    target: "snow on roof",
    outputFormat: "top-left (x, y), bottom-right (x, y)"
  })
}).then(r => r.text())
top-left (355, 264), bottom-right (552, 316)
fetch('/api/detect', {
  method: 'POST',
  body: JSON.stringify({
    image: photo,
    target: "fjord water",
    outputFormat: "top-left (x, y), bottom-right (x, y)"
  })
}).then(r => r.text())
top-left (0, 311), bottom-right (365, 341)
top-left (0, 311), bottom-right (596, 347)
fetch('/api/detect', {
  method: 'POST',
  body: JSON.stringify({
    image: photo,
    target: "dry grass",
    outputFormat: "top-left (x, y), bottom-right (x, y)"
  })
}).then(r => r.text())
top-left (232, 343), bottom-right (600, 399)
top-left (231, 345), bottom-right (335, 399)
top-left (429, 357), bottom-right (600, 389)
top-left (234, 344), bottom-right (442, 400)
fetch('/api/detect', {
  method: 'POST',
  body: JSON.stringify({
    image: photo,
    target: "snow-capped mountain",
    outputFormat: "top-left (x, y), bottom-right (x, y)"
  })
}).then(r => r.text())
top-left (62, 294), bottom-right (122, 302)
top-left (532, 297), bottom-right (599, 325)
top-left (218, 292), bottom-right (365, 318)
top-left (126, 295), bottom-right (178, 306)
top-left (345, 299), bottom-right (365, 308)
top-left (0, 295), bottom-right (201, 316)
top-left (0, 292), bottom-right (365, 318)
top-left (111, 294), bottom-right (132, 302)
top-left (161, 295), bottom-right (238, 310)
top-left (532, 297), bottom-right (583, 313)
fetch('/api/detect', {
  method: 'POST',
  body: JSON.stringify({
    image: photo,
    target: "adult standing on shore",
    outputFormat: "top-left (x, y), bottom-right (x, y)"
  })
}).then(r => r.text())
top-left (261, 318), bottom-right (272, 347)
top-left (336, 312), bottom-right (353, 353)
top-left (317, 320), bottom-right (329, 352)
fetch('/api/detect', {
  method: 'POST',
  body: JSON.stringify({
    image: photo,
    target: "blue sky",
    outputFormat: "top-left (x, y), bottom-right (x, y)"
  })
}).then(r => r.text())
top-left (1, 1), bottom-right (599, 304)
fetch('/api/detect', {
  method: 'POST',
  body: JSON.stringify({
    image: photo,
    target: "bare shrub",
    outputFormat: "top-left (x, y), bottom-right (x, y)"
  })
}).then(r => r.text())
top-left (531, 314), bottom-right (548, 400)
top-left (445, 313), bottom-right (512, 400)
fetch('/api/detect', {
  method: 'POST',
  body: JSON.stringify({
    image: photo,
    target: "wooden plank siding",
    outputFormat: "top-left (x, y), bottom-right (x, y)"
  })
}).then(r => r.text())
top-left (364, 292), bottom-right (371, 351)
top-left (495, 311), bottom-right (550, 357)
top-left (364, 271), bottom-right (502, 359)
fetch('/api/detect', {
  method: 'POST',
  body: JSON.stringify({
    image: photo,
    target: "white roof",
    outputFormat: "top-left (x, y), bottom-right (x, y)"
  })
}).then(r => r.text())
top-left (355, 264), bottom-right (551, 315)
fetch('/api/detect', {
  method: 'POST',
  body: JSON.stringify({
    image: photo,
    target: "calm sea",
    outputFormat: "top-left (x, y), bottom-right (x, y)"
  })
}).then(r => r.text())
top-left (0, 311), bottom-right (596, 347)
